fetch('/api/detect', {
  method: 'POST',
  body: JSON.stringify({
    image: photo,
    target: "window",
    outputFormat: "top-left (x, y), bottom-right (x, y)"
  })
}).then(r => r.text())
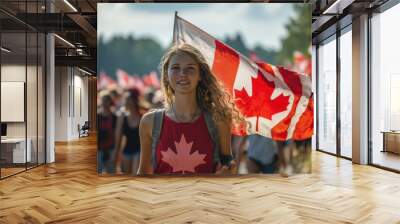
top-left (0, 1), bottom-right (46, 179)
top-left (370, 3), bottom-right (400, 171)
top-left (339, 27), bottom-right (352, 158)
top-left (317, 35), bottom-right (337, 154)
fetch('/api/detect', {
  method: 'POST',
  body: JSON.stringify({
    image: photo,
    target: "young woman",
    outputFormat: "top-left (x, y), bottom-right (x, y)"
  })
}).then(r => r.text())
top-left (138, 43), bottom-right (246, 175)
top-left (114, 89), bottom-right (143, 175)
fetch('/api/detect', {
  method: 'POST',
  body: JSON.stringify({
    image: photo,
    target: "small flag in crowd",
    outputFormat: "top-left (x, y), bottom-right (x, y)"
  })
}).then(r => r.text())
top-left (293, 51), bottom-right (312, 76)
top-left (116, 69), bottom-right (160, 93)
top-left (116, 69), bottom-right (131, 89)
top-left (143, 71), bottom-right (161, 89)
top-left (173, 15), bottom-right (313, 141)
top-left (98, 71), bottom-right (116, 90)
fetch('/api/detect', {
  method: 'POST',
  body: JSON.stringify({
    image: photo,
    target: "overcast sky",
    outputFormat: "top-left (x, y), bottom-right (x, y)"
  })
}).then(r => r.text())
top-left (98, 3), bottom-right (297, 50)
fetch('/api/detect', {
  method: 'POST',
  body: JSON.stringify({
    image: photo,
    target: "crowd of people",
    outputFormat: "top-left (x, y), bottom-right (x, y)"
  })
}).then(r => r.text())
top-left (97, 44), bottom-right (311, 176)
top-left (97, 87), bottom-right (311, 176)
top-left (97, 87), bottom-right (160, 174)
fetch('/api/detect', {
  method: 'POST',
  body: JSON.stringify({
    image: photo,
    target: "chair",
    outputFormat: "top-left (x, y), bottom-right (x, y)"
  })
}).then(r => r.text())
top-left (78, 121), bottom-right (90, 138)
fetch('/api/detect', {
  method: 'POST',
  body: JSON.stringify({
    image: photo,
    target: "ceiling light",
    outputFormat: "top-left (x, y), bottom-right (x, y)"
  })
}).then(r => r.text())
top-left (323, 0), bottom-right (342, 14)
top-left (78, 67), bottom-right (92, 76)
top-left (63, 0), bottom-right (78, 12)
top-left (76, 48), bottom-right (85, 55)
top-left (1, 47), bottom-right (11, 53)
top-left (54, 34), bottom-right (75, 48)
top-left (322, 0), bottom-right (354, 15)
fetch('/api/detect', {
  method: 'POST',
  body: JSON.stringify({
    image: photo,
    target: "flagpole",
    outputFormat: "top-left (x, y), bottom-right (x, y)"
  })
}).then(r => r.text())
top-left (173, 11), bottom-right (178, 45)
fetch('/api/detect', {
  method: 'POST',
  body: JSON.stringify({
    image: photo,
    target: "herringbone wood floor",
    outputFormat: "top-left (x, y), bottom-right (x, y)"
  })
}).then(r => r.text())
top-left (1, 135), bottom-right (400, 224)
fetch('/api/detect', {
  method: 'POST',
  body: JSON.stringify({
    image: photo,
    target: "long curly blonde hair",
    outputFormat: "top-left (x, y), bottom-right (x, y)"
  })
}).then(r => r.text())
top-left (159, 43), bottom-right (247, 129)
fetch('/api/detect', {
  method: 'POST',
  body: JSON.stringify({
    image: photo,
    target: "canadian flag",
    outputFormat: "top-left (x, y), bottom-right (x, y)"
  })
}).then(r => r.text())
top-left (132, 75), bottom-right (145, 93)
top-left (143, 71), bottom-right (161, 89)
top-left (116, 69), bottom-right (131, 89)
top-left (174, 15), bottom-right (313, 141)
top-left (293, 51), bottom-right (312, 76)
top-left (98, 71), bottom-right (116, 90)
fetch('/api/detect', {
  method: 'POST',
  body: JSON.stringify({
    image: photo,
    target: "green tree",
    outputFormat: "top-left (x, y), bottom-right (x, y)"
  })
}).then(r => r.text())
top-left (223, 33), bottom-right (278, 65)
top-left (98, 35), bottom-right (164, 79)
top-left (253, 44), bottom-right (278, 65)
top-left (277, 4), bottom-right (311, 65)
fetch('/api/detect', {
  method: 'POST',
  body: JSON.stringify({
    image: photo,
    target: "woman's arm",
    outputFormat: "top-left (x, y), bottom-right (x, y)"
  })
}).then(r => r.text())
top-left (215, 119), bottom-right (237, 174)
top-left (232, 135), bottom-right (248, 167)
top-left (137, 111), bottom-right (155, 175)
top-left (113, 113), bottom-right (125, 173)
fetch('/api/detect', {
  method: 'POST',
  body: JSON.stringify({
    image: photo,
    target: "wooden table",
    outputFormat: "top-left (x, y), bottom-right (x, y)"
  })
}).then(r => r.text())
top-left (381, 131), bottom-right (400, 154)
top-left (0, 138), bottom-right (32, 164)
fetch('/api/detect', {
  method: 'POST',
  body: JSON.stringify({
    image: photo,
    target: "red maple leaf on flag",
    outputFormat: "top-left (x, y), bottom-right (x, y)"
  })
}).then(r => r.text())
top-left (161, 134), bottom-right (206, 174)
top-left (234, 70), bottom-right (290, 132)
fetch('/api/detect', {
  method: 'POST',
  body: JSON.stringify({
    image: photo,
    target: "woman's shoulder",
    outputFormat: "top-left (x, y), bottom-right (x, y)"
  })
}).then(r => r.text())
top-left (140, 108), bottom-right (166, 126)
top-left (139, 108), bottom-right (168, 138)
top-left (141, 111), bottom-right (155, 125)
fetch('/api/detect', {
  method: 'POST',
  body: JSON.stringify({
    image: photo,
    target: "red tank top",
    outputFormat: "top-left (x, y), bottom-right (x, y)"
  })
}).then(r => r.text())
top-left (98, 114), bottom-right (115, 150)
top-left (154, 113), bottom-right (215, 174)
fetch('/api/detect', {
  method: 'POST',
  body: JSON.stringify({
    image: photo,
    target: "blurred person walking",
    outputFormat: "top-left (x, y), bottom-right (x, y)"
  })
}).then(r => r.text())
top-left (231, 135), bottom-right (248, 173)
top-left (276, 140), bottom-right (295, 177)
top-left (246, 134), bottom-right (278, 174)
top-left (97, 94), bottom-right (117, 174)
top-left (114, 89), bottom-right (144, 175)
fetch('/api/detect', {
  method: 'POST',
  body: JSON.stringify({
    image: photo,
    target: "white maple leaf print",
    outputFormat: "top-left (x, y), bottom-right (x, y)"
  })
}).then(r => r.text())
top-left (161, 134), bottom-right (206, 174)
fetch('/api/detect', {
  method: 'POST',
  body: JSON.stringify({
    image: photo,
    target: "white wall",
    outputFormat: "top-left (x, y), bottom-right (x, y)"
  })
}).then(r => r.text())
top-left (1, 63), bottom-right (46, 164)
top-left (55, 67), bottom-right (69, 141)
top-left (1, 65), bottom-right (35, 138)
top-left (55, 67), bottom-right (89, 141)
top-left (1, 65), bottom-right (26, 138)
